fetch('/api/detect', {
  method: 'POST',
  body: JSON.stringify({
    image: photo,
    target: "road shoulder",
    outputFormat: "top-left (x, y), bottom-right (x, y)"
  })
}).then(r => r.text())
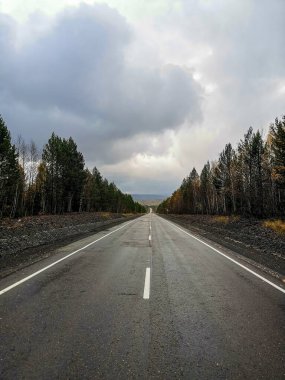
top-left (0, 215), bottom-right (140, 280)
top-left (158, 214), bottom-right (285, 283)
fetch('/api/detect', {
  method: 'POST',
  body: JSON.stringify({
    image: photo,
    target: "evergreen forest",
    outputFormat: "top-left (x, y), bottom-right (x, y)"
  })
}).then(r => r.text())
top-left (0, 115), bottom-right (146, 218)
top-left (158, 116), bottom-right (285, 218)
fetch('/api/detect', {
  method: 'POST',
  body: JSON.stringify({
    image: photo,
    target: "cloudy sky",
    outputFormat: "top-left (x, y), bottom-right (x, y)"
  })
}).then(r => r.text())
top-left (1, 0), bottom-right (284, 194)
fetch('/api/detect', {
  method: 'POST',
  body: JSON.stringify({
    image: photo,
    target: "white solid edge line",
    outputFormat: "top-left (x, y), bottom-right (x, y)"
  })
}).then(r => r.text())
top-left (143, 267), bottom-right (150, 299)
top-left (163, 218), bottom-right (285, 295)
top-left (0, 219), bottom-right (136, 296)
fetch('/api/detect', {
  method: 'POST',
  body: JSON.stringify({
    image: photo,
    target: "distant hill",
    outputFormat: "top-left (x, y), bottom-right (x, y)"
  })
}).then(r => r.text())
top-left (131, 194), bottom-right (168, 202)
top-left (131, 194), bottom-right (168, 207)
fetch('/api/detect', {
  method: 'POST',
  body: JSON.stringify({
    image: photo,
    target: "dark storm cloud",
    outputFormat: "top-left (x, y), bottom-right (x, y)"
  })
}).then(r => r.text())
top-left (0, 4), bottom-right (202, 162)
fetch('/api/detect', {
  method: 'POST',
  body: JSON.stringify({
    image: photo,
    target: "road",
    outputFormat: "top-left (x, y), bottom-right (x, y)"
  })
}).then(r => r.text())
top-left (0, 213), bottom-right (284, 379)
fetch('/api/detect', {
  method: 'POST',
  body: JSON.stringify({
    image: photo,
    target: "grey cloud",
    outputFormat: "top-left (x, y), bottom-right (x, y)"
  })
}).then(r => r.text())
top-left (101, 170), bottom-right (177, 195)
top-left (0, 3), bottom-right (202, 163)
top-left (82, 130), bottom-right (174, 165)
top-left (2, 5), bottom-right (131, 114)
top-left (179, 0), bottom-right (285, 86)
top-left (167, 0), bottom-right (285, 146)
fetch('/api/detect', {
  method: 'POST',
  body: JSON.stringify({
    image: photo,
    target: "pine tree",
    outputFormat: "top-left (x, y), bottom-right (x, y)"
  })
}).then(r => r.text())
top-left (0, 115), bottom-right (21, 217)
top-left (270, 116), bottom-right (285, 212)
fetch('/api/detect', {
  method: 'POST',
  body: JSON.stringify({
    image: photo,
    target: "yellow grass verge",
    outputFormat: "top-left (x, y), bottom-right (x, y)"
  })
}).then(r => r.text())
top-left (213, 215), bottom-right (240, 224)
top-left (263, 219), bottom-right (285, 235)
top-left (97, 212), bottom-right (112, 218)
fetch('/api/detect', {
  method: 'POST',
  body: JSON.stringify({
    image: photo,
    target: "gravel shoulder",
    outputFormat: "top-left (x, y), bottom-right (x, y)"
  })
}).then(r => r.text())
top-left (0, 212), bottom-right (140, 279)
top-left (160, 214), bottom-right (285, 278)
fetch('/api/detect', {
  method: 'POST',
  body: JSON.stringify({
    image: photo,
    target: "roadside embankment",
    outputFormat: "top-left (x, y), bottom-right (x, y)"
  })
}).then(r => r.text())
top-left (0, 212), bottom-right (140, 277)
top-left (159, 214), bottom-right (285, 277)
top-left (0, 212), bottom-right (139, 258)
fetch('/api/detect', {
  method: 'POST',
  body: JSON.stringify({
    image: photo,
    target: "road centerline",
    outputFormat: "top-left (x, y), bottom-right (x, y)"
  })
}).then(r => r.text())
top-left (143, 267), bottom-right (150, 299)
top-left (149, 218), bottom-right (152, 247)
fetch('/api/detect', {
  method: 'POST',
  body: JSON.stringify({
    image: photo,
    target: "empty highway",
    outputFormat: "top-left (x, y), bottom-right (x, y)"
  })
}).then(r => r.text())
top-left (0, 213), bottom-right (284, 379)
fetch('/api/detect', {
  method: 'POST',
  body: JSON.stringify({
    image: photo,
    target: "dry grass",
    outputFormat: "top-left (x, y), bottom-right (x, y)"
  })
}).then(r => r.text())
top-left (263, 219), bottom-right (285, 235)
top-left (213, 215), bottom-right (240, 224)
top-left (96, 212), bottom-right (113, 218)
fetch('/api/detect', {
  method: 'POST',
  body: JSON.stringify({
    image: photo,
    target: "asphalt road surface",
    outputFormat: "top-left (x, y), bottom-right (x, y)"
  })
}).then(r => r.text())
top-left (0, 213), bottom-right (284, 379)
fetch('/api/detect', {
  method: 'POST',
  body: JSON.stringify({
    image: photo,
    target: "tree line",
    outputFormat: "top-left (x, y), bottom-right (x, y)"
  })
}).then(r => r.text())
top-left (0, 115), bottom-right (146, 218)
top-left (158, 115), bottom-right (285, 218)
